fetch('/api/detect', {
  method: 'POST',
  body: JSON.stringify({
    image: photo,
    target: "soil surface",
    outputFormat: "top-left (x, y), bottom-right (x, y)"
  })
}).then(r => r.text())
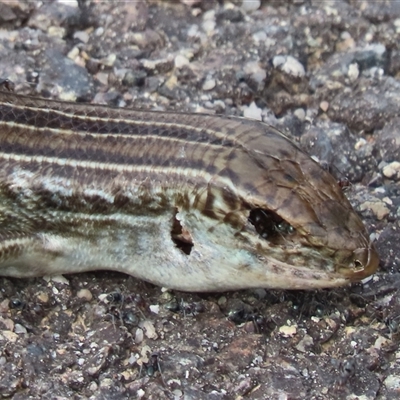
top-left (0, 1), bottom-right (399, 399)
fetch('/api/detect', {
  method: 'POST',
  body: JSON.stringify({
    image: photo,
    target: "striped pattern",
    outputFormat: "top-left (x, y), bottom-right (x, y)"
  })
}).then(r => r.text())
top-left (0, 92), bottom-right (346, 216)
top-left (0, 90), bottom-right (379, 290)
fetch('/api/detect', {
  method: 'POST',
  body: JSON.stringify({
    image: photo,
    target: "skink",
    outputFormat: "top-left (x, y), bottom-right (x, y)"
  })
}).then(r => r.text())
top-left (0, 90), bottom-right (379, 291)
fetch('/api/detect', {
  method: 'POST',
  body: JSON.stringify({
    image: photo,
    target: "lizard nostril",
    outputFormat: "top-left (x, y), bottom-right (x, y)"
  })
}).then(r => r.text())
top-left (352, 259), bottom-right (364, 272)
top-left (345, 245), bottom-right (379, 280)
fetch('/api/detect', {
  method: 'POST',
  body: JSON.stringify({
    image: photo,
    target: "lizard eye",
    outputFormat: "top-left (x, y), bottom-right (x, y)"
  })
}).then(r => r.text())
top-left (248, 208), bottom-right (295, 243)
top-left (276, 221), bottom-right (295, 235)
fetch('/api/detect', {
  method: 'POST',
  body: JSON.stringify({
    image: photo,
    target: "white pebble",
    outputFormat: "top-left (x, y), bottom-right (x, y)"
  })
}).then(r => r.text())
top-left (383, 161), bottom-right (400, 180)
top-left (348, 62), bottom-right (359, 81)
top-left (241, 0), bottom-right (261, 12)
top-left (202, 78), bottom-right (216, 91)
top-left (273, 55), bottom-right (305, 78)
top-left (243, 102), bottom-right (262, 121)
top-left (175, 54), bottom-right (190, 68)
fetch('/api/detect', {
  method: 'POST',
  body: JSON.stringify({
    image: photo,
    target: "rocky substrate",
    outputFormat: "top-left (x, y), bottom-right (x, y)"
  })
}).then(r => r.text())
top-left (0, 1), bottom-right (399, 399)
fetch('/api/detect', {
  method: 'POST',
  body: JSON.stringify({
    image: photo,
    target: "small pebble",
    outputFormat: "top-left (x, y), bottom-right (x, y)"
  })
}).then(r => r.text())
top-left (36, 291), bottom-right (49, 303)
top-left (47, 275), bottom-right (70, 285)
top-left (73, 30), bottom-right (89, 43)
top-left (348, 62), bottom-right (359, 81)
top-left (243, 101), bottom-right (262, 121)
top-left (294, 108), bottom-right (306, 121)
top-left (383, 161), bottom-right (400, 180)
top-left (149, 304), bottom-right (160, 314)
top-left (94, 27), bottom-right (104, 36)
top-left (135, 328), bottom-right (144, 344)
top-left (141, 320), bottom-right (157, 339)
top-left (202, 78), bottom-right (216, 91)
top-left (77, 289), bottom-right (93, 301)
top-left (175, 54), bottom-right (189, 68)
top-left (202, 10), bottom-right (216, 34)
top-left (241, 0), bottom-right (261, 12)
top-left (67, 46), bottom-right (80, 60)
top-left (360, 200), bottom-right (390, 220)
top-left (383, 375), bottom-right (400, 390)
top-left (279, 324), bottom-right (297, 337)
top-left (101, 54), bottom-right (116, 67)
top-left (320, 101), bottom-right (329, 112)
top-left (273, 55), bottom-right (305, 78)
top-left (48, 26), bottom-right (65, 38)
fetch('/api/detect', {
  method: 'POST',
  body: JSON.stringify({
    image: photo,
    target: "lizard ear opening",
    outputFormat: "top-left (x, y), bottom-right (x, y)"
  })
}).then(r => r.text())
top-left (248, 208), bottom-right (295, 242)
top-left (171, 209), bottom-right (193, 255)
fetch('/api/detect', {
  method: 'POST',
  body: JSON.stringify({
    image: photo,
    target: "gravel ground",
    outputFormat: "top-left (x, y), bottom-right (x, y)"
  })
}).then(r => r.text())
top-left (0, 1), bottom-right (399, 399)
